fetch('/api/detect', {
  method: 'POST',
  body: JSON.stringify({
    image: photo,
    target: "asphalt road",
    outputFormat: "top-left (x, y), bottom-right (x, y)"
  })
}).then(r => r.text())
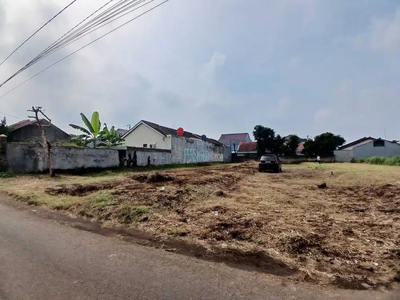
top-left (0, 199), bottom-right (398, 300)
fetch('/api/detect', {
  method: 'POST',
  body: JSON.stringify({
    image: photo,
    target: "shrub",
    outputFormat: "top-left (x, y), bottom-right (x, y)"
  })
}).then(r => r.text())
top-left (357, 155), bottom-right (400, 166)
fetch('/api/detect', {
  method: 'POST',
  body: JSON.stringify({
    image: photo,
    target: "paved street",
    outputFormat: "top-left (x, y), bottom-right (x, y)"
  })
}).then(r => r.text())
top-left (0, 199), bottom-right (397, 300)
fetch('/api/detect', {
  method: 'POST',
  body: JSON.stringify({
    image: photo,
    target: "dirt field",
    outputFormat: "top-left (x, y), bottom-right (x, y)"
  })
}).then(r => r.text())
top-left (1, 162), bottom-right (399, 290)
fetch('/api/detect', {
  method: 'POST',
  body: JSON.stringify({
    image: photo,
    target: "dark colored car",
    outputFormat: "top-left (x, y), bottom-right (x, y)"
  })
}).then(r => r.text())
top-left (259, 154), bottom-right (282, 173)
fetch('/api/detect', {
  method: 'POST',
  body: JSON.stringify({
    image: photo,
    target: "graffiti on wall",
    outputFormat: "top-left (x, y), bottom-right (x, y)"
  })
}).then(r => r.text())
top-left (184, 149), bottom-right (211, 163)
top-left (20, 147), bottom-right (111, 166)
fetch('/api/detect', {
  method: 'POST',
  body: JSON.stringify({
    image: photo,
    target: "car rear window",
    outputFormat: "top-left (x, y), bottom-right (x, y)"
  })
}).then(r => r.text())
top-left (261, 155), bottom-right (276, 160)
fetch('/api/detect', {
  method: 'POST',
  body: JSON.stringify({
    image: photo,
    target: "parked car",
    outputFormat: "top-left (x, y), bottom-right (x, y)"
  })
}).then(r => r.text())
top-left (259, 154), bottom-right (282, 173)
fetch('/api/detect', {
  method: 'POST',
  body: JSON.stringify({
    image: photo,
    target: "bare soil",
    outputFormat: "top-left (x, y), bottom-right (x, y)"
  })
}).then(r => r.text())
top-left (3, 162), bottom-right (400, 290)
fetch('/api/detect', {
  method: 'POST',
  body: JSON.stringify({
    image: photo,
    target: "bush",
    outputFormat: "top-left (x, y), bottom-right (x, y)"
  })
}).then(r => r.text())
top-left (357, 155), bottom-right (400, 166)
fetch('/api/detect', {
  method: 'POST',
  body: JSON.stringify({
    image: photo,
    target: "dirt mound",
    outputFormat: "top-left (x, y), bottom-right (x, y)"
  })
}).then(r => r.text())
top-left (132, 173), bottom-right (175, 183)
top-left (46, 182), bottom-right (117, 196)
top-left (202, 216), bottom-right (264, 241)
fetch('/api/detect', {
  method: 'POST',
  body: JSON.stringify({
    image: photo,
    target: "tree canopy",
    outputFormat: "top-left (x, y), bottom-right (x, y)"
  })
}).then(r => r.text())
top-left (302, 132), bottom-right (345, 157)
top-left (253, 125), bottom-right (344, 157)
top-left (0, 117), bottom-right (9, 136)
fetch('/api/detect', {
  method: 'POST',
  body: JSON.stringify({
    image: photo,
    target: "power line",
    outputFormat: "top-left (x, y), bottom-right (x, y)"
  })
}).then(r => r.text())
top-left (0, 0), bottom-right (154, 88)
top-left (0, 0), bottom-right (170, 100)
top-left (0, 0), bottom-right (77, 68)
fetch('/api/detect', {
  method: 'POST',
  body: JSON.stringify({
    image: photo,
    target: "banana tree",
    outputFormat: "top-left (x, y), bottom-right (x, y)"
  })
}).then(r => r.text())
top-left (69, 111), bottom-right (102, 148)
top-left (99, 124), bottom-right (125, 147)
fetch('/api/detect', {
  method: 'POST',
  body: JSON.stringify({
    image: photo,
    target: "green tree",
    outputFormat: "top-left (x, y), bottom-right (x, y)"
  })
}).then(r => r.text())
top-left (286, 135), bottom-right (300, 156)
top-left (69, 112), bottom-right (102, 148)
top-left (302, 133), bottom-right (345, 157)
top-left (272, 134), bottom-right (285, 156)
top-left (253, 125), bottom-right (276, 154)
top-left (99, 124), bottom-right (125, 147)
top-left (302, 139), bottom-right (317, 156)
top-left (0, 117), bottom-right (9, 136)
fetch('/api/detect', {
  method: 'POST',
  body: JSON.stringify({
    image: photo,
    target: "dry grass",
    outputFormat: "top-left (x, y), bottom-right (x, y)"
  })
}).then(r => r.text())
top-left (1, 162), bottom-right (400, 288)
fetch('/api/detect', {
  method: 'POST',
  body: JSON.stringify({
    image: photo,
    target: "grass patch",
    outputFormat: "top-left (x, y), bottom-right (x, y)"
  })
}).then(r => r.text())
top-left (0, 172), bottom-right (18, 178)
top-left (357, 155), bottom-right (400, 166)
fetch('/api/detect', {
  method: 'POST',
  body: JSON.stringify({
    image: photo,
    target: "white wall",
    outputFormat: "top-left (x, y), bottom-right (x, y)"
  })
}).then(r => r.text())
top-left (353, 140), bottom-right (400, 158)
top-left (334, 149), bottom-right (354, 162)
top-left (170, 136), bottom-right (224, 164)
top-left (123, 123), bottom-right (171, 149)
top-left (335, 140), bottom-right (400, 162)
top-left (7, 144), bottom-right (120, 173)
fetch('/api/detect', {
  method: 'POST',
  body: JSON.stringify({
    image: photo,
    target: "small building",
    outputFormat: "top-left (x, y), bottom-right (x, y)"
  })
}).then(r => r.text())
top-left (334, 137), bottom-right (400, 162)
top-left (236, 141), bottom-right (257, 158)
top-left (218, 133), bottom-right (252, 153)
top-left (122, 120), bottom-right (230, 164)
top-left (116, 128), bottom-right (128, 137)
top-left (8, 119), bottom-right (70, 143)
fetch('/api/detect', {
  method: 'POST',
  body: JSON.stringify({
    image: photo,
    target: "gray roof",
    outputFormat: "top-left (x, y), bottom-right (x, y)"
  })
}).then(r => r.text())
top-left (124, 120), bottom-right (223, 146)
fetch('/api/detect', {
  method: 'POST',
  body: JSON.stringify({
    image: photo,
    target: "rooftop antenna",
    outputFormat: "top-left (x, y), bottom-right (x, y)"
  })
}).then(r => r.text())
top-left (384, 127), bottom-right (386, 139)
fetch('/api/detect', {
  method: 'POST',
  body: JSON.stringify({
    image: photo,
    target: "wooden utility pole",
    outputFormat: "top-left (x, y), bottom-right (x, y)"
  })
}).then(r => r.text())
top-left (28, 106), bottom-right (55, 177)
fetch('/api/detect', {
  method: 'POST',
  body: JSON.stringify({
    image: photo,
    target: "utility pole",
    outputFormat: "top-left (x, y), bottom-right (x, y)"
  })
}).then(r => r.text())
top-left (28, 106), bottom-right (55, 177)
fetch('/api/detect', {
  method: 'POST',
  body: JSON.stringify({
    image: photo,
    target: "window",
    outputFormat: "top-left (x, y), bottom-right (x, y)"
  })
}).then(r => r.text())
top-left (143, 144), bottom-right (148, 148)
top-left (373, 140), bottom-right (385, 147)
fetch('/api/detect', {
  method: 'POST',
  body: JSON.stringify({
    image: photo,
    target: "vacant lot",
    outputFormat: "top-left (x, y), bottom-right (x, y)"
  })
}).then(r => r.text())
top-left (1, 162), bottom-right (399, 289)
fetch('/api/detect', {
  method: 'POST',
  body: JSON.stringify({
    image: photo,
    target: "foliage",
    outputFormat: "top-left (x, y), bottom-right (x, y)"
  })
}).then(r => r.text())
top-left (284, 135), bottom-right (300, 156)
top-left (69, 112), bottom-right (124, 148)
top-left (0, 117), bottom-right (9, 136)
top-left (302, 132), bottom-right (345, 157)
top-left (253, 125), bottom-right (276, 154)
top-left (272, 134), bottom-right (285, 156)
top-left (357, 155), bottom-right (400, 166)
top-left (69, 112), bottom-right (102, 147)
top-left (99, 124), bottom-right (125, 147)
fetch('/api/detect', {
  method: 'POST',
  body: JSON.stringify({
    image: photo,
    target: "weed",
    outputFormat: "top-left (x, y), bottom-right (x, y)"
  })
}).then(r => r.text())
top-left (357, 155), bottom-right (400, 166)
top-left (0, 172), bottom-right (18, 178)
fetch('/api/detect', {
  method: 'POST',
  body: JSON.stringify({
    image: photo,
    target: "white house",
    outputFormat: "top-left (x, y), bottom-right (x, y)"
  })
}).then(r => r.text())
top-left (334, 137), bottom-right (400, 162)
top-left (121, 120), bottom-right (230, 164)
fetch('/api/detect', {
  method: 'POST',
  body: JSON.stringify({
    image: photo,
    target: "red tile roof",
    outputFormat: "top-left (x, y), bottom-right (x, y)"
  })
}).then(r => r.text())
top-left (237, 141), bottom-right (257, 152)
top-left (297, 142), bottom-right (305, 152)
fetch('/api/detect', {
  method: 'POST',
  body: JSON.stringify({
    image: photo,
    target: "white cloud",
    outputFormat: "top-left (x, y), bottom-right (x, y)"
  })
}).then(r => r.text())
top-left (314, 109), bottom-right (331, 123)
top-left (353, 8), bottom-right (400, 54)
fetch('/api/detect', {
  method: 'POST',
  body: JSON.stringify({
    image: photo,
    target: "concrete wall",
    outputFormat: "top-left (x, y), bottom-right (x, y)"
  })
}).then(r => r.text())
top-left (7, 144), bottom-right (120, 173)
top-left (123, 123), bottom-right (171, 150)
top-left (126, 147), bottom-right (172, 166)
top-left (171, 136), bottom-right (225, 164)
top-left (8, 124), bottom-right (70, 143)
top-left (334, 150), bottom-right (354, 162)
top-left (353, 140), bottom-right (400, 159)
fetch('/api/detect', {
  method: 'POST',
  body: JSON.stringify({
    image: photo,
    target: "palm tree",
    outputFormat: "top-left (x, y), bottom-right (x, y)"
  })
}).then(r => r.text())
top-left (69, 111), bottom-right (102, 148)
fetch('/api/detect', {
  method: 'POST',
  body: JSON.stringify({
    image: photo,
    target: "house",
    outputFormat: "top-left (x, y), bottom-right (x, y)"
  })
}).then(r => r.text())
top-left (122, 120), bottom-right (230, 164)
top-left (218, 133), bottom-right (252, 153)
top-left (334, 137), bottom-right (400, 162)
top-left (8, 119), bottom-right (70, 143)
top-left (116, 128), bottom-right (128, 137)
top-left (236, 141), bottom-right (257, 158)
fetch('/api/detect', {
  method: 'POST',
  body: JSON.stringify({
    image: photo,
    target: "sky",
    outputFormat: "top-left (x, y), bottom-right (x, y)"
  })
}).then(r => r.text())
top-left (0, 0), bottom-right (399, 143)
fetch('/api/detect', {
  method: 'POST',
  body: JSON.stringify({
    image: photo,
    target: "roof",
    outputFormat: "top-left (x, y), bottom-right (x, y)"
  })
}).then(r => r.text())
top-left (297, 141), bottom-right (305, 152)
top-left (9, 119), bottom-right (50, 131)
top-left (219, 133), bottom-right (249, 142)
top-left (123, 120), bottom-right (223, 146)
top-left (237, 142), bottom-right (257, 152)
top-left (116, 128), bottom-right (128, 136)
top-left (338, 137), bottom-right (377, 150)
